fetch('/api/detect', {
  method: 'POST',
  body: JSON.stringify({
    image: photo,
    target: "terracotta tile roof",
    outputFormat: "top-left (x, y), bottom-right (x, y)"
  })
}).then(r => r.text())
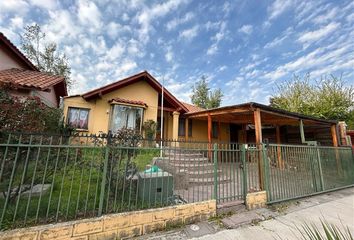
top-left (181, 101), bottom-right (205, 113)
top-left (0, 32), bottom-right (38, 70)
top-left (0, 68), bottom-right (65, 91)
top-left (81, 71), bottom-right (188, 113)
top-left (108, 97), bottom-right (147, 107)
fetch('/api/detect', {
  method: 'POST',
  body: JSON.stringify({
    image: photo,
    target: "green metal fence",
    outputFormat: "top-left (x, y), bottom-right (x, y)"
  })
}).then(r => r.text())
top-left (0, 133), bottom-right (229, 230)
top-left (1, 132), bottom-right (353, 230)
top-left (264, 144), bottom-right (354, 203)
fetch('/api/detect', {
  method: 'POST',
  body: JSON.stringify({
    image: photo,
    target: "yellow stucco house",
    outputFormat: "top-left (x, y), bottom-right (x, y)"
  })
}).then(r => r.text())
top-left (64, 71), bottom-right (229, 142)
top-left (64, 71), bottom-right (340, 146)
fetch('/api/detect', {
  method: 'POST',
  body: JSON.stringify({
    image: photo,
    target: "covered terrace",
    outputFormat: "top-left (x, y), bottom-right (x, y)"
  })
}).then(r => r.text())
top-left (184, 102), bottom-right (339, 147)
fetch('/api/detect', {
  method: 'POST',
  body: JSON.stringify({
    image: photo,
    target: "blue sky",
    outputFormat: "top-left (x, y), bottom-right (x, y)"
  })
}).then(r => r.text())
top-left (0, 0), bottom-right (353, 105)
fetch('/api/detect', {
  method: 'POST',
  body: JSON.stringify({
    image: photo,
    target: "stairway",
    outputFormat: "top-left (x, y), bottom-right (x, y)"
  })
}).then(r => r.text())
top-left (154, 148), bottom-right (230, 186)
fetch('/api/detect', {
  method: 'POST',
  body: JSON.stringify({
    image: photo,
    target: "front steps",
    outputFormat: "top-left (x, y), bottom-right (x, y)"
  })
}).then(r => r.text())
top-left (154, 148), bottom-right (231, 185)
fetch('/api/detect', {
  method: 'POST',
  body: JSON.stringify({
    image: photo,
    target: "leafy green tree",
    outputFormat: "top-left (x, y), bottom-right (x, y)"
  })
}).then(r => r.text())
top-left (270, 74), bottom-right (354, 128)
top-left (21, 24), bottom-right (72, 87)
top-left (191, 75), bottom-right (223, 109)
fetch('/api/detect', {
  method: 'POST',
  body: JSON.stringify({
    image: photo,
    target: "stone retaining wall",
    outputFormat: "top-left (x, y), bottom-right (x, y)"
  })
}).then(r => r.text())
top-left (0, 200), bottom-right (216, 240)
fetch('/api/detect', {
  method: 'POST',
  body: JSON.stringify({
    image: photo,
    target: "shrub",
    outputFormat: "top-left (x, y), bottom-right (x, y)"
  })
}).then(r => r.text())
top-left (0, 86), bottom-right (72, 134)
top-left (142, 120), bottom-right (157, 140)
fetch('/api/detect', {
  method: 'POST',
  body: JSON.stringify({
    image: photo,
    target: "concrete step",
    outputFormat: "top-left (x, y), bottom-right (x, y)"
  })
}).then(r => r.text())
top-left (164, 152), bottom-right (205, 158)
top-left (159, 157), bottom-right (210, 163)
top-left (169, 163), bottom-right (215, 170)
top-left (163, 148), bottom-right (207, 155)
top-left (189, 177), bottom-right (231, 185)
top-left (187, 169), bottom-right (222, 178)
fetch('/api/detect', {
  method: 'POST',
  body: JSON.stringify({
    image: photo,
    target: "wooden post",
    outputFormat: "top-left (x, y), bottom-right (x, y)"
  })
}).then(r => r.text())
top-left (185, 118), bottom-right (189, 141)
top-left (276, 125), bottom-right (284, 169)
top-left (331, 124), bottom-right (338, 147)
top-left (331, 124), bottom-right (341, 173)
top-left (208, 114), bottom-right (212, 158)
top-left (254, 108), bottom-right (262, 144)
top-left (218, 121), bottom-right (221, 142)
top-left (243, 124), bottom-right (247, 143)
top-left (253, 108), bottom-right (264, 190)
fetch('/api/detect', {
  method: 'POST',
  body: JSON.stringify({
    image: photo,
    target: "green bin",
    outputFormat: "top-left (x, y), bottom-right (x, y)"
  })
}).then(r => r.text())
top-left (138, 170), bottom-right (173, 204)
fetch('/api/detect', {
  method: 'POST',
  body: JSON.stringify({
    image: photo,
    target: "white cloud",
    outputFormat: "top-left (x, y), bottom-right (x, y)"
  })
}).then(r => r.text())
top-left (264, 39), bottom-right (353, 82)
top-left (165, 47), bottom-right (173, 62)
top-left (166, 12), bottom-right (194, 31)
top-left (268, 0), bottom-right (293, 20)
top-left (136, 0), bottom-right (188, 43)
top-left (10, 16), bottom-right (24, 29)
top-left (77, 0), bottom-right (102, 29)
top-left (312, 7), bottom-right (338, 25)
top-left (44, 10), bottom-right (80, 43)
top-left (127, 39), bottom-right (143, 57)
top-left (0, 0), bottom-right (29, 15)
top-left (30, 0), bottom-right (58, 10)
top-left (347, 12), bottom-right (354, 23)
top-left (106, 42), bottom-right (125, 61)
top-left (264, 28), bottom-right (293, 49)
top-left (298, 22), bottom-right (340, 44)
top-left (217, 65), bottom-right (227, 72)
top-left (264, 35), bottom-right (286, 49)
top-left (238, 25), bottom-right (253, 35)
top-left (115, 60), bottom-right (138, 76)
top-left (179, 25), bottom-right (199, 41)
top-left (206, 43), bottom-right (218, 55)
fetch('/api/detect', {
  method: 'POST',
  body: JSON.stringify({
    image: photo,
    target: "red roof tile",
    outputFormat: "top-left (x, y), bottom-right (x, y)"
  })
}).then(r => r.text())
top-left (0, 68), bottom-right (66, 91)
top-left (109, 97), bottom-right (147, 107)
top-left (81, 71), bottom-right (188, 112)
top-left (181, 101), bottom-right (205, 113)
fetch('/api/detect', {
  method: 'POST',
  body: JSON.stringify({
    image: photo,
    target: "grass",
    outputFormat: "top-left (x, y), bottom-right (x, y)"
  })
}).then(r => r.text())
top-left (0, 147), bottom-right (165, 230)
top-left (132, 149), bottom-right (160, 171)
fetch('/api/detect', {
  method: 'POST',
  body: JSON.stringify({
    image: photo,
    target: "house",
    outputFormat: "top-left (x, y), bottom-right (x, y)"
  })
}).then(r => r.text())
top-left (0, 32), bottom-right (67, 107)
top-left (63, 71), bottom-right (342, 147)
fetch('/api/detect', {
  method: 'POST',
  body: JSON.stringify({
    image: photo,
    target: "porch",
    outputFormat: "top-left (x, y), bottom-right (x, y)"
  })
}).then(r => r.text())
top-left (183, 102), bottom-right (339, 147)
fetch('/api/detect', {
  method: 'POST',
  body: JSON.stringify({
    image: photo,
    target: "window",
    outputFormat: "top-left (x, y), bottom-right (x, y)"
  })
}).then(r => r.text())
top-left (212, 122), bottom-right (218, 138)
top-left (67, 107), bottom-right (89, 129)
top-left (178, 118), bottom-right (185, 136)
top-left (188, 119), bottom-right (192, 137)
top-left (110, 105), bottom-right (143, 133)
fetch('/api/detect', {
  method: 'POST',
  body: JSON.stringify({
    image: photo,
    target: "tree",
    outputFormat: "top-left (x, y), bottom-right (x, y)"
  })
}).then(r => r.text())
top-left (21, 24), bottom-right (72, 87)
top-left (270, 74), bottom-right (354, 128)
top-left (191, 75), bottom-right (223, 109)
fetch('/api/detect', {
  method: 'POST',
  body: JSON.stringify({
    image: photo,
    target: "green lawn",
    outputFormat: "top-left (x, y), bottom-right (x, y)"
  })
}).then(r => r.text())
top-left (0, 146), bottom-right (162, 230)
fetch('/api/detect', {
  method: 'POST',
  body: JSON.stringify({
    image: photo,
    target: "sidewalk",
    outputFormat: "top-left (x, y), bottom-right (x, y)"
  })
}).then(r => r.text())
top-left (137, 187), bottom-right (354, 240)
top-left (195, 188), bottom-right (354, 239)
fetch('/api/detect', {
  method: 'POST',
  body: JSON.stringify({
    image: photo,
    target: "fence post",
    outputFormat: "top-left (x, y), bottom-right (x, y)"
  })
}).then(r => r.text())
top-left (98, 133), bottom-right (111, 216)
top-left (262, 144), bottom-right (270, 200)
top-left (213, 143), bottom-right (218, 202)
top-left (241, 144), bottom-right (247, 201)
top-left (316, 147), bottom-right (324, 191)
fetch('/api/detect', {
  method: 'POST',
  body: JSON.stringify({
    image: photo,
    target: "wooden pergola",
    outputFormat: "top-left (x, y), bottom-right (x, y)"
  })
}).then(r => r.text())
top-left (184, 102), bottom-right (339, 146)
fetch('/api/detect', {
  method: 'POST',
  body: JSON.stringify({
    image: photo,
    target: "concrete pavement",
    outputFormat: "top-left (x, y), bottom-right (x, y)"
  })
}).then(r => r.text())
top-left (195, 188), bottom-right (354, 240)
top-left (136, 187), bottom-right (354, 240)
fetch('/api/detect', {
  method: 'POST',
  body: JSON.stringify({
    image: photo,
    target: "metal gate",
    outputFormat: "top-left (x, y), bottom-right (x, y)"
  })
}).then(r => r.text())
top-left (264, 144), bottom-right (354, 203)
